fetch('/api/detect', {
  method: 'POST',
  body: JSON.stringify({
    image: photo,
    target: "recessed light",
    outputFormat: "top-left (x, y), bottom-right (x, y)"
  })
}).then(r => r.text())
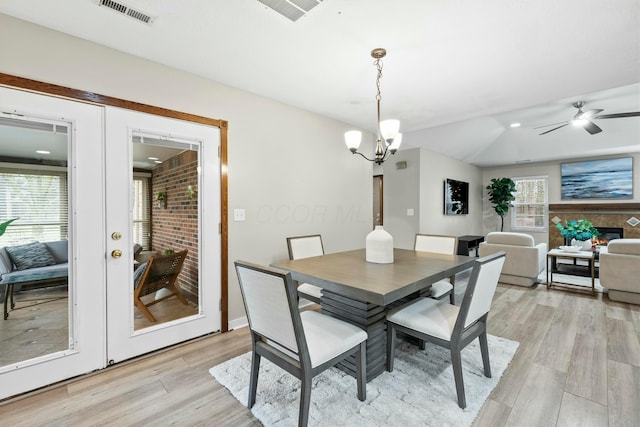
top-left (36, 150), bottom-right (50, 154)
top-left (154, 160), bottom-right (162, 164)
top-left (510, 123), bottom-right (521, 128)
top-left (148, 157), bottom-right (159, 160)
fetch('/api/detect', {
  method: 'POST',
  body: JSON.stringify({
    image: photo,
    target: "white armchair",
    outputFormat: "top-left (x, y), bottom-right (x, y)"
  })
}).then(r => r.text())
top-left (478, 232), bottom-right (546, 287)
top-left (599, 239), bottom-right (640, 305)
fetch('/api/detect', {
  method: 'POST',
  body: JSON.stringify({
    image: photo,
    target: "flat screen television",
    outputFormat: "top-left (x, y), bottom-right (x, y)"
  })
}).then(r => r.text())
top-left (444, 178), bottom-right (469, 215)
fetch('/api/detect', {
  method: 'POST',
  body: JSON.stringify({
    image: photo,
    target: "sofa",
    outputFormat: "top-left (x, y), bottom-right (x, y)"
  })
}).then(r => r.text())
top-left (0, 240), bottom-right (69, 317)
top-left (599, 239), bottom-right (640, 305)
top-left (478, 232), bottom-right (546, 287)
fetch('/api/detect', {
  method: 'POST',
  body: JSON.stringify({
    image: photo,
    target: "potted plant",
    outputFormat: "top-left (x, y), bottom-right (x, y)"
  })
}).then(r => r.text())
top-left (486, 177), bottom-right (516, 232)
top-left (0, 217), bottom-right (19, 237)
top-left (555, 219), bottom-right (600, 250)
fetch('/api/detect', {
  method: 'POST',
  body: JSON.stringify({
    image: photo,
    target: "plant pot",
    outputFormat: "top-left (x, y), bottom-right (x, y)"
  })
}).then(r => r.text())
top-left (571, 238), bottom-right (592, 251)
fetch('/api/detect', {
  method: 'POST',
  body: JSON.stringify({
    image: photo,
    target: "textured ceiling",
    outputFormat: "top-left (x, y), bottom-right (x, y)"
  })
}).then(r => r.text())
top-left (1, 0), bottom-right (639, 166)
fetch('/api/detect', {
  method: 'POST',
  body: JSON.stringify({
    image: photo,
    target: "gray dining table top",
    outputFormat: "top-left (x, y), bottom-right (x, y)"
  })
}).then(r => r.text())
top-left (271, 248), bottom-right (475, 306)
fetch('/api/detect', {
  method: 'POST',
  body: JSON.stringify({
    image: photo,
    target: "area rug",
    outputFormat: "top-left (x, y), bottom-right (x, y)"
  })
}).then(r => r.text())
top-left (209, 334), bottom-right (519, 426)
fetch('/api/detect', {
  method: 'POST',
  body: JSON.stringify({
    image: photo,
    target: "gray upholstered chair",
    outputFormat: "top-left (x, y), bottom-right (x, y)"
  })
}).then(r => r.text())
top-left (234, 261), bottom-right (367, 426)
top-left (414, 234), bottom-right (457, 304)
top-left (286, 234), bottom-right (324, 304)
top-left (386, 251), bottom-right (506, 409)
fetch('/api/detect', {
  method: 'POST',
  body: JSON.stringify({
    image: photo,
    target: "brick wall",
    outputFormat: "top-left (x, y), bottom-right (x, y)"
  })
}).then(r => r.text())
top-left (151, 150), bottom-right (199, 302)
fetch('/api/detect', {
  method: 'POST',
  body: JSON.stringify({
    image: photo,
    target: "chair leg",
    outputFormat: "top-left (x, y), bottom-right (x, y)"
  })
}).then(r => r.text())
top-left (299, 372), bottom-right (312, 427)
top-left (451, 347), bottom-right (466, 409)
top-left (478, 330), bottom-right (492, 378)
top-left (448, 288), bottom-right (455, 305)
top-left (355, 341), bottom-right (367, 401)
top-left (134, 297), bottom-right (157, 322)
top-left (386, 323), bottom-right (396, 372)
top-left (248, 351), bottom-right (261, 408)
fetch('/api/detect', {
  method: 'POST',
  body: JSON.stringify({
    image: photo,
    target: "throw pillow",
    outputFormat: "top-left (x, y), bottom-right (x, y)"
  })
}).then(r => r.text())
top-left (5, 241), bottom-right (57, 271)
top-left (133, 262), bottom-right (149, 289)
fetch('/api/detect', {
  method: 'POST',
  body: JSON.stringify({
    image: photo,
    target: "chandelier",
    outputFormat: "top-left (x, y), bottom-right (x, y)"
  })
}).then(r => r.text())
top-left (344, 48), bottom-right (402, 165)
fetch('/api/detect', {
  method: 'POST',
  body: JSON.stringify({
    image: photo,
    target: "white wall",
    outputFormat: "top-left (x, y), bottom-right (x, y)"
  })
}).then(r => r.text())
top-left (0, 14), bottom-right (374, 326)
top-left (482, 152), bottom-right (640, 245)
top-left (379, 146), bottom-right (483, 248)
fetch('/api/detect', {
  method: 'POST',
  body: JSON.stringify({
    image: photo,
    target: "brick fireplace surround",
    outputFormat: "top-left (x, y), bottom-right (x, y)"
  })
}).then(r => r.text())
top-left (548, 203), bottom-right (640, 249)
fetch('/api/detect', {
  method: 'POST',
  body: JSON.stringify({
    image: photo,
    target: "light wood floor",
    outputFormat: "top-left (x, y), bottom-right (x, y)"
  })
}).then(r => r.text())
top-left (1, 283), bottom-right (639, 426)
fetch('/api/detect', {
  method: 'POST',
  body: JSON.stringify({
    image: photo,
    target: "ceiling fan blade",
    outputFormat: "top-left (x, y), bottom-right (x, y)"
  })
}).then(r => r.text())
top-left (539, 123), bottom-right (569, 135)
top-left (534, 121), bottom-right (569, 130)
top-left (592, 112), bottom-right (640, 119)
top-left (583, 121), bottom-right (602, 135)
top-left (579, 108), bottom-right (603, 119)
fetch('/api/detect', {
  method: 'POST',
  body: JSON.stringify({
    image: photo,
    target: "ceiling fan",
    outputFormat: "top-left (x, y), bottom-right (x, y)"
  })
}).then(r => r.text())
top-left (535, 101), bottom-right (640, 135)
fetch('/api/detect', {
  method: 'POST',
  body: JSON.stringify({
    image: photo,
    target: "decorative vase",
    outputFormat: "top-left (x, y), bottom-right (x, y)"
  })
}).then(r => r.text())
top-left (571, 238), bottom-right (592, 251)
top-left (366, 226), bottom-right (394, 263)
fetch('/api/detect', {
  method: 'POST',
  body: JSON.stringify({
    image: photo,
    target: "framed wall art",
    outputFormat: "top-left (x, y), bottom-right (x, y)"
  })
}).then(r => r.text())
top-left (444, 178), bottom-right (469, 215)
top-left (561, 157), bottom-right (633, 199)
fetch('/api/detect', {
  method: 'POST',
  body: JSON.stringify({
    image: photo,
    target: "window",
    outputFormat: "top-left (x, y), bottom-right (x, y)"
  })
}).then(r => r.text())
top-left (511, 176), bottom-right (548, 231)
top-left (132, 173), bottom-right (151, 250)
top-left (0, 167), bottom-right (68, 245)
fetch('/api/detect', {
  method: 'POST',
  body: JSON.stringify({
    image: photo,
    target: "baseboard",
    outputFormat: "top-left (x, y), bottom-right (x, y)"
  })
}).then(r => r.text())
top-left (228, 316), bottom-right (248, 331)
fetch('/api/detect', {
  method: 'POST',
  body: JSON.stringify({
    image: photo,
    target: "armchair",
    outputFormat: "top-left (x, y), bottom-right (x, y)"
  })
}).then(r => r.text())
top-left (478, 232), bottom-right (546, 287)
top-left (599, 239), bottom-right (640, 305)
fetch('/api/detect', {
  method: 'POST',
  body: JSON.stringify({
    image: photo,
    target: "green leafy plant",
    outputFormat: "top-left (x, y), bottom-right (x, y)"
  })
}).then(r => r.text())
top-left (486, 177), bottom-right (516, 231)
top-left (556, 219), bottom-right (600, 241)
top-left (0, 217), bottom-right (19, 237)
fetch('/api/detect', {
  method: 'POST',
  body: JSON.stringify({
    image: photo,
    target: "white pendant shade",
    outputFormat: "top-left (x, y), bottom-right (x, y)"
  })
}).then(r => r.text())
top-left (379, 119), bottom-right (400, 142)
top-left (388, 132), bottom-right (402, 152)
top-left (344, 130), bottom-right (362, 151)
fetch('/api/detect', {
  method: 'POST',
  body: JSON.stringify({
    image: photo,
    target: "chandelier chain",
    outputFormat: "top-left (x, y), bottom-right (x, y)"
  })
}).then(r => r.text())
top-left (374, 58), bottom-right (383, 102)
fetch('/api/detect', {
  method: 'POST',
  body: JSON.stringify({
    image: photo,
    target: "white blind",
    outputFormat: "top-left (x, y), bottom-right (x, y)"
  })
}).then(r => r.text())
top-left (132, 174), bottom-right (151, 249)
top-left (511, 176), bottom-right (548, 231)
top-left (0, 167), bottom-right (68, 245)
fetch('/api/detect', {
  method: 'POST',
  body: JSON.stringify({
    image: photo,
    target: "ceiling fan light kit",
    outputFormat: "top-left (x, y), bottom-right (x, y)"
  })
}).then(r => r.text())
top-left (536, 101), bottom-right (640, 135)
top-left (345, 48), bottom-right (402, 165)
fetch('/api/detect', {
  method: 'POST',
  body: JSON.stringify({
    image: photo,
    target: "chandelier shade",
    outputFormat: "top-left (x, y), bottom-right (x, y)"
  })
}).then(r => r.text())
top-left (345, 48), bottom-right (402, 165)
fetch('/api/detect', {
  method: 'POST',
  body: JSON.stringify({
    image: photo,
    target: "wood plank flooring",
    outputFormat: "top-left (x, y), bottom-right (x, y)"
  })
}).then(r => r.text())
top-left (1, 283), bottom-right (639, 426)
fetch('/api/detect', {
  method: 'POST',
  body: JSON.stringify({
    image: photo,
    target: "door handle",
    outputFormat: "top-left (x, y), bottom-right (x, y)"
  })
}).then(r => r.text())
top-left (111, 249), bottom-right (123, 259)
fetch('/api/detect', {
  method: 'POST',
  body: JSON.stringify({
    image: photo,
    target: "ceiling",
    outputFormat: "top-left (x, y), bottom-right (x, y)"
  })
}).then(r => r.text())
top-left (1, 0), bottom-right (639, 166)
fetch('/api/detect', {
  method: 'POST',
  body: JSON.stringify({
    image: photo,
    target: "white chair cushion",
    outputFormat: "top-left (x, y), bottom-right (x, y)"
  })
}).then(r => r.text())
top-left (387, 298), bottom-right (460, 341)
top-left (485, 232), bottom-right (534, 247)
top-left (607, 239), bottom-right (640, 256)
top-left (430, 279), bottom-right (453, 298)
top-left (300, 311), bottom-right (367, 367)
top-left (297, 283), bottom-right (323, 299)
top-left (415, 235), bottom-right (456, 255)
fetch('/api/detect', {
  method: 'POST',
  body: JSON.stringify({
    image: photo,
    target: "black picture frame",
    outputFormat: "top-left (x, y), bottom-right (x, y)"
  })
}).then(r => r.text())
top-left (444, 178), bottom-right (469, 215)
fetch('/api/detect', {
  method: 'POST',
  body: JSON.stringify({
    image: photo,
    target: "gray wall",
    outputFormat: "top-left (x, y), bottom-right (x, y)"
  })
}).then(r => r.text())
top-left (0, 14), bottom-right (374, 326)
top-left (482, 152), bottom-right (640, 245)
top-left (380, 146), bottom-right (484, 249)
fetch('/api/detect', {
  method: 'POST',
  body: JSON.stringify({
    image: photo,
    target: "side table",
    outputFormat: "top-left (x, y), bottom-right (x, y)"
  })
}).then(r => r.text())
top-left (457, 235), bottom-right (484, 257)
top-left (546, 248), bottom-right (595, 295)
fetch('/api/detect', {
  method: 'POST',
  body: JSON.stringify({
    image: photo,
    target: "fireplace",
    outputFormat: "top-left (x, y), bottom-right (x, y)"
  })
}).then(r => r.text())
top-left (593, 227), bottom-right (623, 245)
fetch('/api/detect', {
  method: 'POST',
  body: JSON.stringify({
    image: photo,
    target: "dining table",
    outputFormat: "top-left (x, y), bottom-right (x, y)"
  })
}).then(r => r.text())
top-left (271, 248), bottom-right (476, 381)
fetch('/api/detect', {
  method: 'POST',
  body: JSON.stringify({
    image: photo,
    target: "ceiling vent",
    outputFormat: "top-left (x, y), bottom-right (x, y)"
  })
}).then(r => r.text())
top-left (97, 0), bottom-right (154, 24)
top-left (257, 0), bottom-right (323, 22)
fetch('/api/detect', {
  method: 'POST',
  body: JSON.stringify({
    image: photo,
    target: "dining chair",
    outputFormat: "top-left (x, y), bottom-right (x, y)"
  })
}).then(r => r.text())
top-left (286, 234), bottom-right (324, 304)
top-left (414, 233), bottom-right (458, 304)
top-left (386, 251), bottom-right (506, 409)
top-left (133, 249), bottom-right (189, 322)
top-left (234, 261), bottom-right (367, 426)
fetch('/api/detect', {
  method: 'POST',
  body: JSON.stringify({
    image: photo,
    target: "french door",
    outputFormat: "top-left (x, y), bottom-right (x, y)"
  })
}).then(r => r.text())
top-left (104, 106), bottom-right (221, 363)
top-left (0, 87), bottom-right (221, 399)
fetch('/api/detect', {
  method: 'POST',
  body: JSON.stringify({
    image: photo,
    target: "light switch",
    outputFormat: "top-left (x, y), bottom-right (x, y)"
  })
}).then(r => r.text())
top-left (234, 208), bottom-right (246, 221)
top-left (407, 208), bottom-right (414, 216)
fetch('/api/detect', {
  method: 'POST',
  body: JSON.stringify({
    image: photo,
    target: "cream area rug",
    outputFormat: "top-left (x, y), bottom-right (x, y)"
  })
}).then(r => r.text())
top-left (210, 334), bottom-right (519, 426)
